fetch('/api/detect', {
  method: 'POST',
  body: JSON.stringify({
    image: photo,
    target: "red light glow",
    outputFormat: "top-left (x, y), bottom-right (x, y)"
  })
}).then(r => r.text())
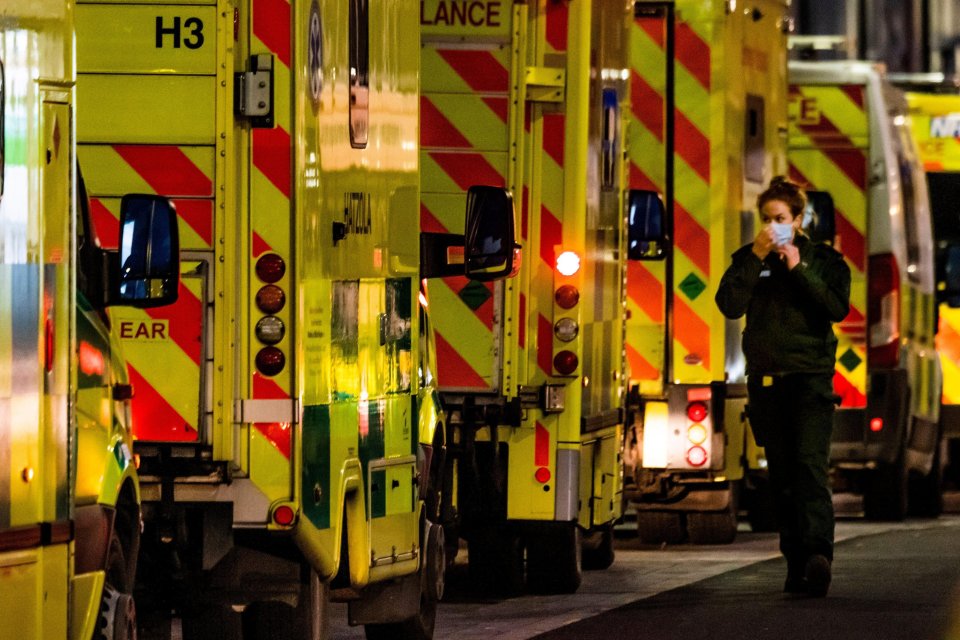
top-left (273, 505), bottom-right (296, 526)
top-left (870, 417), bottom-right (883, 432)
top-left (534, 467), bottom-right (551, 484)
top-left (556, 251), bottom-right (581, 276)
top-left (687, 402), bottom-right (708, 423)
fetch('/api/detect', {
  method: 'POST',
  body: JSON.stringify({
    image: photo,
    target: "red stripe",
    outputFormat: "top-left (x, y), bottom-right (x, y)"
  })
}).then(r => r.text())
top-left (253, 0), bottom-right (291, 67)
top-left (789, 162), bottom-right (865, 271)
top-left (521, 185), bottom-right (529, 241)
top-left (630, 71), bottom-right (665, 143)
top-left (545, 1), bottom-right (568, 52)
top-left (253, 127), bottom-right (292, 198)
top-left (627, 261), bottom-right (664, 323)
top-left (482, 97), bottom-right (509, 123)
top-left (112, 145), bottom-right (212, 197)
top-left (791, 106), bottom-right (869, 189)
top-left (143, 282), bottom-right (203, 366)
top-left (834, 207), bottom-right (866, 272)
top-left (834, 371), bottom-right (867, 408)
top-left (673, 295), bottom-right (710, 370)
top-left (839, 84), bottom-right (866, 110)
top-left (253, 231), bottom-right (273, 257)
top-left (539, 205), bottom-right (562, 269)
top-left (420, 202), bottom-right (449, 234)
top-left (128, 365), bottom-right (196, 442)
top-left (537, 314), bottom-right (553, 375)
top-left (90, 198), bottom-right (119, 249)
top-left (435, 330), bottom-right (488, 388)
top-left (675, 109), bottom-right (710, 182)
top-left (518, 293), bottom-right (527, 349)
top-left (637, 15), bottom-right (666, 48)
top-left (543, 113), bottom-right (565, 167)
top-left (173, 199), bottom-right (214, 247)
top-left (437, 50), bottom-right (509, 92)
top-left (839, 304), bottom-right (866, 335)
top-left (674, 203), bottom-right (710, 276)
top-left (535, 422), bottom-right (550, 467)
top-left (421, 97), bottom-right (472, 148)
top-left (253, 373), bottom-right (292, 459)
top-left (676, 22), bottom-right (710, 90)
top-left (626, 343), bottom-right (660, 381)
top-left (824, 148), bottom-right (867, 191)
top-left (429, 152), bottom-right (505, 190)
top-left (629, 163), bottom-right (662, 192)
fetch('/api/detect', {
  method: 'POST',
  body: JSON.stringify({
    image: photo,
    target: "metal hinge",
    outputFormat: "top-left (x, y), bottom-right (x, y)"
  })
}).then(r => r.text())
top-left (525, 66), bottom-right (565, 103)
top-left (235, 54), bottom-right (274, 128)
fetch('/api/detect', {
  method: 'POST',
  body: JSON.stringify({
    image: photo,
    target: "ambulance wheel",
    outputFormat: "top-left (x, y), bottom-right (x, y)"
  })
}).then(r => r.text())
top-left (364, 591), bottom-right (436, 640)
top-left (527, 523), bottom-right (582, 594)
top-left (687, 510), bottom-right (738, 545)
top-left (242, 567), bottom-right (328, 640)
top-left (581, 524), bottom-right (615, 571)
top-left (98, 530), bottom-right (137, 640)
top-left (636, 511), bottom-right (685, 545)
top-left (864, 455), bottom-right (909, 521)
top-left (468, 526), bottom-right (524, 597)
top-left (909, 435), bottom-right (944, 518)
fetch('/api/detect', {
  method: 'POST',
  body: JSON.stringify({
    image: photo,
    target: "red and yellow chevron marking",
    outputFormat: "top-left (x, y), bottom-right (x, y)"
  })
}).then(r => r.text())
top-left (788, 83), bottom-right (868, 408)
top-left (79, 143), bottom-right (216, 442)
top-left (625, 11), bottom-right (713, 390)
top-left (249, 0), bottom-right (293, 468)
top-left (421, 44), bottom-right (511, 391)
top-left (938, 309), bottom-right (960, 405)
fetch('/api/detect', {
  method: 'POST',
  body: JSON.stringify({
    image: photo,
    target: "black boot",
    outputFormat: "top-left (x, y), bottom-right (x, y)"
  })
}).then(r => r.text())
top-left (804, 554), bottom-right (831, 597)
top-left (783, 557), bottom-right (807, 594)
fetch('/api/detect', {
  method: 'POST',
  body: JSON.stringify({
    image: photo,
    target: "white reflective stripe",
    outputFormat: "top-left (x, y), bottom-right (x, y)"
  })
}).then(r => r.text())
top-left (234, 398), bottom-right (299, 424)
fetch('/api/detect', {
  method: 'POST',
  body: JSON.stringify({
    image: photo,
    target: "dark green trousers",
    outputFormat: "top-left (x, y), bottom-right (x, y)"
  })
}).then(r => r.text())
top-left (747, 372), bottom-right (836, 565)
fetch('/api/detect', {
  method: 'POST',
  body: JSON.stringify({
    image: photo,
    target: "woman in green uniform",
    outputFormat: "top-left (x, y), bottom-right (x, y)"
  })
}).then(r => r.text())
top-left (716, 176), bottom-right (850, 597)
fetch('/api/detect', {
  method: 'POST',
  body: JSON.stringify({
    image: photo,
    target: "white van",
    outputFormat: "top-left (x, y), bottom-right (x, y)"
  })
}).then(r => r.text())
top-left (788, 61), bottom-right (944, 519)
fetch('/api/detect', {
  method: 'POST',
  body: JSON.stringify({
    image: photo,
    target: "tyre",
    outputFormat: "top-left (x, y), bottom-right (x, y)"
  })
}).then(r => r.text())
top-left (364, 592), bottom-right (436, 640)
top-left (864, 455), bottom-right (908, 521)
top-left (743, 475), bottom-right (778, 532)
top-left (98, 530), bottom-right (137, 640)
top-left (687, 510), bottom-right (738, 545)
top-left (581, 524), bottom-right (615, 571)
top-left (526, 524), bottom-right (582, 594)
top-left (909, 436), bottom-right (944, 518)
top-left (242, 567), bottom-right (329, 640)
top-left (467, 526), bottom-right (524, 597)
top-left (636, 510), bottom-right (685, 545)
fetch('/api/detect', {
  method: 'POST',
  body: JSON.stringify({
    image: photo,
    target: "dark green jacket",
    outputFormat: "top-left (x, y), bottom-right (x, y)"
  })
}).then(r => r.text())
top-left (715, 235), bottom-right (851, 375)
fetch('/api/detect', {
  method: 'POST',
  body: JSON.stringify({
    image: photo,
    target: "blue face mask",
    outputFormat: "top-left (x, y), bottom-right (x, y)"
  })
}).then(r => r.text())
top-left (769, 222), bottom-right (794, 246)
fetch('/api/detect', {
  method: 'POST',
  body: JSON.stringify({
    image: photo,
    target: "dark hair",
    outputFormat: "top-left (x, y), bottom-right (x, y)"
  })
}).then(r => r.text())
top-left (757, 176), bottom-right (807, 219)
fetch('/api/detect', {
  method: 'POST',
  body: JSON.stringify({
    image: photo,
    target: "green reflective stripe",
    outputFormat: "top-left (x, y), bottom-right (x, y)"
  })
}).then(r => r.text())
top-left (359, 401), bottom-right (386, 519)
top-left (302, 404), bottom-right (331, 529)
top-left (411, 393), bottom-right (419, 457)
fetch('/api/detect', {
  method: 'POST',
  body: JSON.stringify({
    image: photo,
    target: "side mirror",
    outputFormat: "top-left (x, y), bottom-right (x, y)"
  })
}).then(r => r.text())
top-left (115, 194), bottom-right (179, 307)
top-left (627, 189), bottom-right (668, 260)
top-left (804, 190), bottom-right (836, 245)
top-left (464, 186), bottom-right (517, 281)
top-left (940, 243), bottom-right (960, 308)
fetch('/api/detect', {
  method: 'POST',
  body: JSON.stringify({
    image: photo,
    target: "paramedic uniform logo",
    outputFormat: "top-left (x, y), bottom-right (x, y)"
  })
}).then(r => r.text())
top-left (308, 1), bottom-right (323, 107)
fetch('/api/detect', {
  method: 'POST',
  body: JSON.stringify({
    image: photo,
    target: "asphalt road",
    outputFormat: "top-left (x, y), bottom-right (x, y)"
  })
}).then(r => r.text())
top-left (329, 498), bottom-right (960, 639)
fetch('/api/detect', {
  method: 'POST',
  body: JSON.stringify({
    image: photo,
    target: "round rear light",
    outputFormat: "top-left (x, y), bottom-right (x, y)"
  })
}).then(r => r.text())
top-left (555, 285), bottom-right (580, 309)
top-left (556, 251), bottom-right (581, 276)
top-left (687, 423), bottom-right (708, 445)
top-left (554, 317), bottom-right (578, 342)
top-left (256, 285), bottom-right (286, 314)
top-left (256, 316), bottom-right (285, 345)
top-left (534, 467), bottom-right (551, 484)
top-left (687, 401), bottom-right (708, 422)
top-left (870, 417), bottom-right (883, 432)
top-left (272, 504), bottom-right (296, 526)
top-left (256, 253), bottom-right (286, 283)
top-left (255, 347), bottom-right (285, 376)
top-left (686, 445), bottom-right (708, 467)
top-left (553, 350), bottom-right (578, 375)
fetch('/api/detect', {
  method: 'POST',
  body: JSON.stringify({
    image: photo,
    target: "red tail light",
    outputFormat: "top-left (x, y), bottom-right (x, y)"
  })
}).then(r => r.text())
top-left (686, 401), bottom-right (707, 422)
top-left (686, 446), bottom-right (708, 467)
top-left (555, 285), bottom-right (580, 309)
top-left (256, 253), bottom-right (286, 283)
top-left (554, 350), bottom-right (578, 375)
top-left (868, 253), bottom-right (900, 368)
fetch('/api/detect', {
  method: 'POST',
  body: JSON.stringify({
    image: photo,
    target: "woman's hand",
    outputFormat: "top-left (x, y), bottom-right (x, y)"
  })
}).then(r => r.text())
top-left (752, 226), bottom-right (776, 260)
top-left (777, 242), bottom-right (801, 270)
